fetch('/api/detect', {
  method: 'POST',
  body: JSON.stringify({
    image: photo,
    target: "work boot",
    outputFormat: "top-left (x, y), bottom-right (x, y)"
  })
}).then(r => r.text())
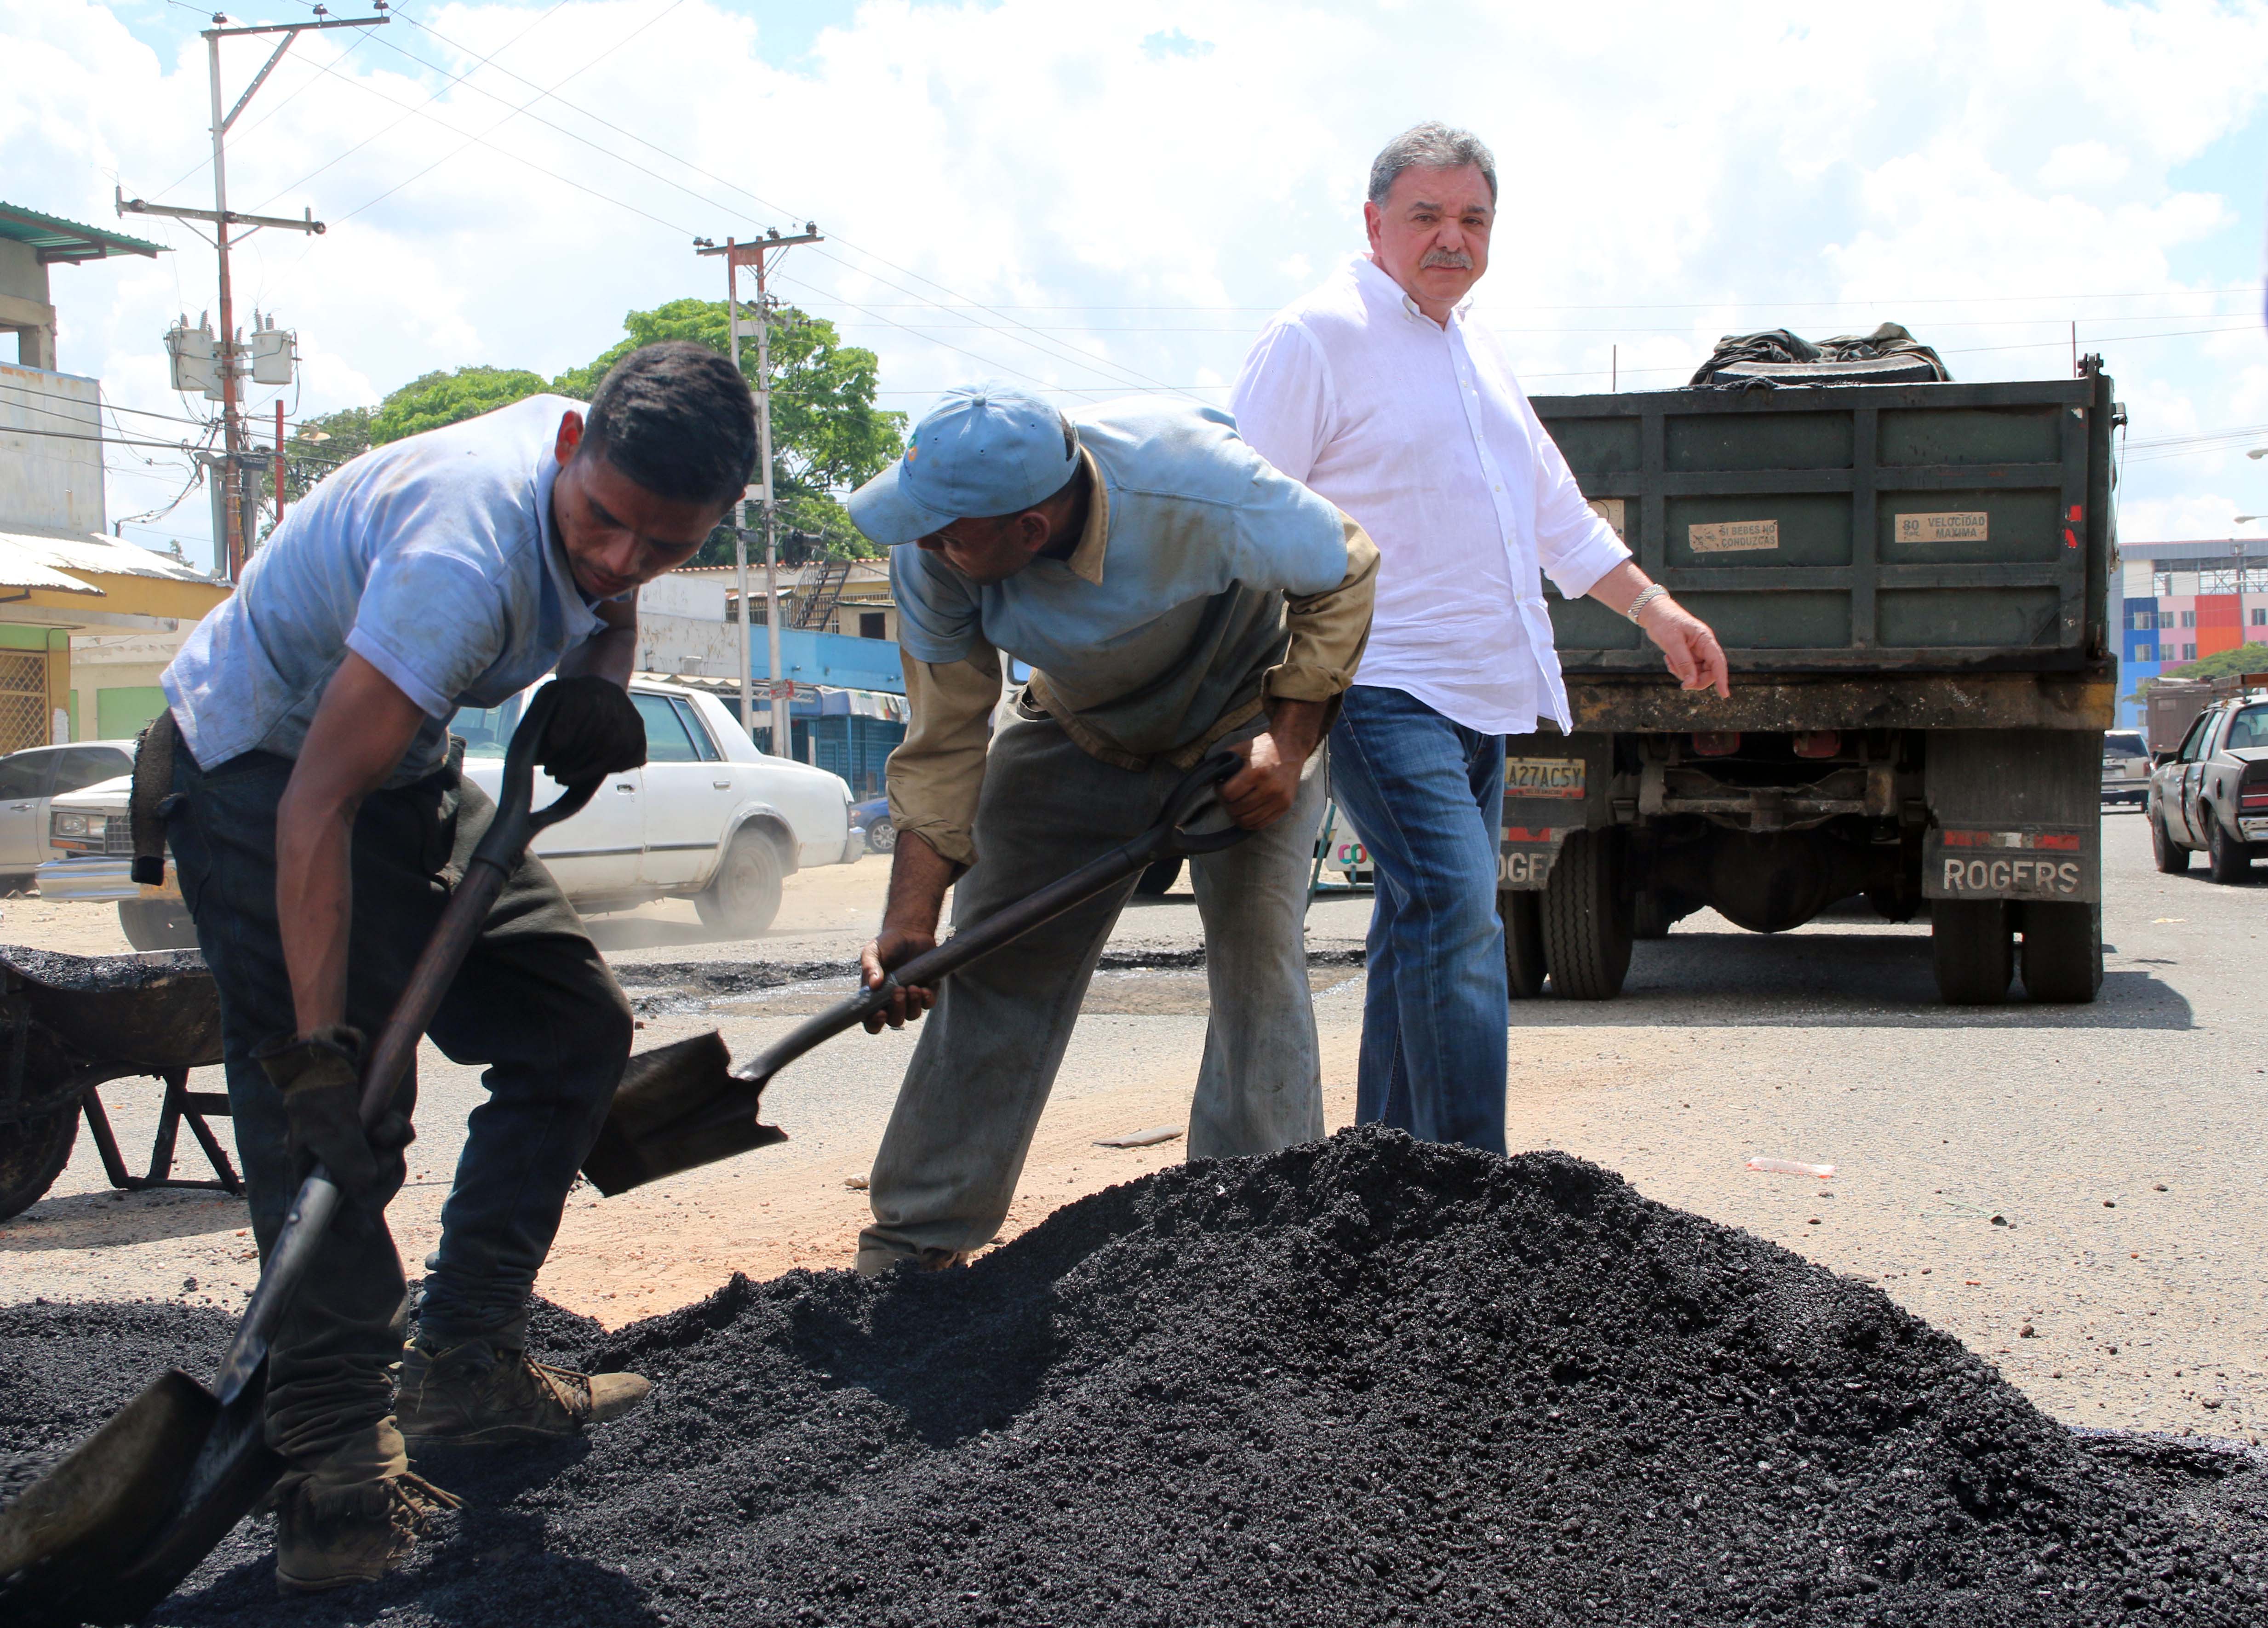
top-left (273, 1468), bottom-right (459, 1596)
top-left (854, 1243), bottom-right (971, 1277)
top-left (396, 1336), bottom-right (650, 1448)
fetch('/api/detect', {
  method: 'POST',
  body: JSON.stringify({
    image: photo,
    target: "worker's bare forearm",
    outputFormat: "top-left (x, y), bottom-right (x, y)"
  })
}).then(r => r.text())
top-left (556, 619), bottom-right (637, 687)
top-left (275, 781), bottom-right (360, 1038)
top-left (1262, 695), bottom-right (1328, 766)
top-left (277, 654), bottom-right (431, 1038)
top-left (881, 830), bottom-right (962, 940)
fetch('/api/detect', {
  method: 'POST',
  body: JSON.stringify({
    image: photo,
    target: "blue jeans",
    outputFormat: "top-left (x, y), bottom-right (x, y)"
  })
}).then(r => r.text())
top-left (167, 744), bottom-right (631, 1470)
top-left (1328, 685), bottom-right (1508, 1153)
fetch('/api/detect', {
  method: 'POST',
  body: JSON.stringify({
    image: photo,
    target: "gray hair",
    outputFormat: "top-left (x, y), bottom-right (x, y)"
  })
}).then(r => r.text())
top-left (1367, 121), bottom-right (1498, 207)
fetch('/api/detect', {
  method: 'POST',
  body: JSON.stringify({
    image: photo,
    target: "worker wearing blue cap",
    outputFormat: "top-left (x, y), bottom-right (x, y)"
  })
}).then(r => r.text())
top-left (844, 384), bottom-right (1378, 1272)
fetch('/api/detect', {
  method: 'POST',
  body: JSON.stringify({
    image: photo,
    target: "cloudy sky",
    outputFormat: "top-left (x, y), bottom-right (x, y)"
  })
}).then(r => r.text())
top-left (6, 0), bottom-right (2266, 566)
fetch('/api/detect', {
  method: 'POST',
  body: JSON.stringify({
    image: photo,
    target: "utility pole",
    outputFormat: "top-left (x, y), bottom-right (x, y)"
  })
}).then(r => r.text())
top-left (120, 7), bottom-right (387, 578)
top-left (697, 224), bottom-right (822, 755)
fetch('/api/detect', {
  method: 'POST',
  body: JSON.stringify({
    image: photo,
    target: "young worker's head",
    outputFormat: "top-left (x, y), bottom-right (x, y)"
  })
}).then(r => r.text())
top-left (1363, 121), bottom-right (1497, 326)
top-left (551, 341), bottom-right (757, 600)
top-left (844, 384), bottom-right (1085, 585)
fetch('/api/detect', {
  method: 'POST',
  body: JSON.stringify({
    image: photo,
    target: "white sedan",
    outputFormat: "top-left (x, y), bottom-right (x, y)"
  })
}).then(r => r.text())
top-left (38, 676), bottom-right (858, 946)
top-left (456, 676), bottom-right (858, 935)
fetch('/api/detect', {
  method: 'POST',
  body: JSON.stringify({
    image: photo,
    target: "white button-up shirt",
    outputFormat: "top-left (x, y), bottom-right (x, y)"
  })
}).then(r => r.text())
top-left (1230, 255), bottom-right (1629, 734)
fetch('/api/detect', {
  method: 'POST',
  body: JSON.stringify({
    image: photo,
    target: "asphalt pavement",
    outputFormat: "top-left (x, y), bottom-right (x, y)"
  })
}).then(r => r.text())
top-left (4, 810), bottom-right (2260, 1441)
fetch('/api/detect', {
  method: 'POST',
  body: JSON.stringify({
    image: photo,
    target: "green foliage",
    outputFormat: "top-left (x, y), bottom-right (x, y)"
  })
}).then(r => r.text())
top-left (2153, 644), bottom-right (2268, 685)
top-left (559, 298), bottom-right (903, 557)
top-left (273, 299), bottom-right (902, 561)
top-left (372, 366), bottom-right (550, 445)
top-left (275, 404), bottom-right (376, 505)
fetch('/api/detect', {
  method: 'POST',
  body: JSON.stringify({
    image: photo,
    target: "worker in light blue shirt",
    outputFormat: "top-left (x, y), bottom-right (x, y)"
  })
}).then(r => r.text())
top-left (155, 344), bottom-right (753, 1595)
top-left (843, 385), bottom-right (1378, 1274)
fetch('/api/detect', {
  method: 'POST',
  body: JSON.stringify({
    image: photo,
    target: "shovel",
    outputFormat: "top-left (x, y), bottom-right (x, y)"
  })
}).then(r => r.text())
top-left (579, 750), bottom-right (1252, 1196)
top-left (0, 689), bottom-right (599, 1627)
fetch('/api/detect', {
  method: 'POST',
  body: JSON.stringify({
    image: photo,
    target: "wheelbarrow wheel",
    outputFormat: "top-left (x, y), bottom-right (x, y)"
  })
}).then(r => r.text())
top-left (0, 1100), bottom-right (80, 1220)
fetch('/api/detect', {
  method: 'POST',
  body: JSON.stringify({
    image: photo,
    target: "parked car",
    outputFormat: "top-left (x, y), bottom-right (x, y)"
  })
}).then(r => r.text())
top-left (0, 739), bottom-right (138, 891)
top-left (851, 795), bottom-right (895, 854)
top-left (2147, 691), bottom-right (2268, 883)
top-left (456, 676), bottom-right (859, 934)
top-left (36, 677), bottom-right (860, 946)
top-left (2101, 728), bottom-right (2148, 808)
top-left (36, 774), bottom-right (199, 948)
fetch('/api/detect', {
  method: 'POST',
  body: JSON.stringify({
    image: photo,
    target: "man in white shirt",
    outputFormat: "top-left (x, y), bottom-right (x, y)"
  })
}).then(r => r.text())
top-left (1231, 121), bottom-right (1728, 1152)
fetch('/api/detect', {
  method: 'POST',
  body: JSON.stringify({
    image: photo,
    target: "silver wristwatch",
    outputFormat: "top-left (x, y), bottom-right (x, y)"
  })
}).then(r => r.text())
top-left (1625, 584), bottom-right (1669, 625)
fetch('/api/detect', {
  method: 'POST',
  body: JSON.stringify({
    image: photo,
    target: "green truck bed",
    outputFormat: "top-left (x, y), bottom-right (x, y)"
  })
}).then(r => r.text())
top-left (1533, 371), bottom-right (2116, 679)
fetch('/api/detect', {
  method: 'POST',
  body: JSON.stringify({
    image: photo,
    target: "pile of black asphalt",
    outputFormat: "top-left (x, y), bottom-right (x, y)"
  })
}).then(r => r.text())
top-left (5, 1126), bottom-right (2265, 1626)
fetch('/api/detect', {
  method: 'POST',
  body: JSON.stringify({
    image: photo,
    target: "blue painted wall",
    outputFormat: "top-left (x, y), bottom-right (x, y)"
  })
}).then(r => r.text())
top-left (751, 628), bottom-right (904, 694)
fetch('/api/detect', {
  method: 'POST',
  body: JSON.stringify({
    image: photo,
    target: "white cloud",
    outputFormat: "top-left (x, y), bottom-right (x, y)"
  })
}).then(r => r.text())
top-left (4, 0), bottom-right (2267, 562)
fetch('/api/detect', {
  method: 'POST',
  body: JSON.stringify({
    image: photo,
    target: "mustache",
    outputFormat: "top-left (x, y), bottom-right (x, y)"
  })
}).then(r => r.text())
top-left (1420, 249), bottom-right (1475, 269)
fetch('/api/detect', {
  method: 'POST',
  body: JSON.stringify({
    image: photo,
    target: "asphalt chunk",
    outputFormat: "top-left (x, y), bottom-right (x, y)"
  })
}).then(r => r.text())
top-left (6, 1127), bottom-right (2265, 1625)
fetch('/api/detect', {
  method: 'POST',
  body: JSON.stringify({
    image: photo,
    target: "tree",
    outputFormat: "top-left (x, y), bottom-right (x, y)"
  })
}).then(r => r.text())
top-left (268, 301), bottom-right (903, 559)
top-left (372, 366), bottom-right (550, 444)
top-left (2153, 645), bottom-right (2268, 685)
top-left (276, 404), bottom-right (376, 505)
top-left (560, 298), bottom-right (904, 558)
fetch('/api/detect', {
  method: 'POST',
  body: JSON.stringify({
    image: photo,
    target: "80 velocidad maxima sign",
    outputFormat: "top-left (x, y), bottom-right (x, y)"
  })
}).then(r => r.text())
top-left (1922, 827), bottom-right (2093, 901)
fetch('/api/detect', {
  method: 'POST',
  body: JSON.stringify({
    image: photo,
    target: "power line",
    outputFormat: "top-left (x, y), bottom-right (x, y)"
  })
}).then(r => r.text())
top-left (249, 0), bottom-right (577, 214)
top-left (354, 5), bottom-right (1198, 396)
top-left (294, 52), bottom-right (697, 238)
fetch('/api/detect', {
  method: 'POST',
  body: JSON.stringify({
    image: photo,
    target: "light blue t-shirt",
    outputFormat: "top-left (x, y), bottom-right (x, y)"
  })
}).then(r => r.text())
top-left (164, 395), bottom-right (606, 786)
top-left (890, 398), bottom-right (1349, 763)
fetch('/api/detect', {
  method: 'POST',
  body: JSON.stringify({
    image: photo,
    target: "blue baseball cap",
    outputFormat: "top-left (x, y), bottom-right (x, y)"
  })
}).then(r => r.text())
top-left (846, 383), bottom-right (1079, 546)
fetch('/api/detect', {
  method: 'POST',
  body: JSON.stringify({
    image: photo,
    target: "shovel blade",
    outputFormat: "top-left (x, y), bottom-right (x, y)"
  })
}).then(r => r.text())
top-left (0, 1359), bottom-right (283, 1625)
top-left (581, 1030), bottom-right (788, 1197)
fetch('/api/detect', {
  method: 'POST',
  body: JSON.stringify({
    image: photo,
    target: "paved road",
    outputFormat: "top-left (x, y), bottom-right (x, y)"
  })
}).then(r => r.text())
top-left (4, 811), bottom-right (2259, 1440)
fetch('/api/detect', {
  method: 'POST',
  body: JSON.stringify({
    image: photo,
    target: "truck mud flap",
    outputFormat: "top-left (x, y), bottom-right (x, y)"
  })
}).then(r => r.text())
top-left (1499, 825), bottom-right (1571, 889)
top-left (1923, 827), bottom-right (2095, 904)
top-left (1499, 732), bottom-right (1611, 892)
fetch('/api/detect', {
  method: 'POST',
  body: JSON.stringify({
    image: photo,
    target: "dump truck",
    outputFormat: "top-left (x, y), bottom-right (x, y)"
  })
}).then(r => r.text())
top-left (1497, 358), bottom-right (2119, 1005)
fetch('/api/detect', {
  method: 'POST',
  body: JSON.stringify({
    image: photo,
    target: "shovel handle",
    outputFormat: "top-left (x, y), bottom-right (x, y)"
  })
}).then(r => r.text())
top-left (732, 752), bottom-right (1249, 1091)
top-left (216, 688), bottom-right (602, 1405)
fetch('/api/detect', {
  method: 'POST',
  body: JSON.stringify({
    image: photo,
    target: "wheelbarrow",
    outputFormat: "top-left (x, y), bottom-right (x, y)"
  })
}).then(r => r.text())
top-left (0, 946), bottom-right (235, 1222)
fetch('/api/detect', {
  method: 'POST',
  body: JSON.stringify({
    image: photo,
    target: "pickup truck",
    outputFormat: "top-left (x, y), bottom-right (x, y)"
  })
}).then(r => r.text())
top-left (2147, 689), bottom-right (2268, 883)
top-left (37, 675), bottom-right (858, 946)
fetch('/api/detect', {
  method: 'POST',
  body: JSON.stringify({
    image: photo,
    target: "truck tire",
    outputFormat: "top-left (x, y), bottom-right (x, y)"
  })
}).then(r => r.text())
top-left (1932, 899), bottom-right (2013, 1004)
top-left (2205, 817), bottom-right (2251, 884)
top-left (1499, 889), bottom-right (1546, 999)
top-left (1540, 829), bottom-right (1631, 1000)
top-left (2020, 901), bottom-right (2102, 1003)
top-left (0, 1102), bottom-right (79, 1221)
top-left (2151, 808), bottom-right (2190, 874)
top-left (695, 827), bottom-right (785, 937)
top-left (117, 899), bottom-right (199, 952)
top-left (1135, 858), bottom-right (1183, 897)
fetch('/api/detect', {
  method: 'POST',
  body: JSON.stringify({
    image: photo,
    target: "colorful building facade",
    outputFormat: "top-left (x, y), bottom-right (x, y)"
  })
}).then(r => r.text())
top-left (2116, 538), bottom-right (2268, 729)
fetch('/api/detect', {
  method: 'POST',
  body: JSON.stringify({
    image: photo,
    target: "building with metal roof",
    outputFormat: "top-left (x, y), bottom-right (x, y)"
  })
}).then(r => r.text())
top-left (0, 202), bottom-right (164, 373)
top-left (0, 202), bottom-right (219, 752)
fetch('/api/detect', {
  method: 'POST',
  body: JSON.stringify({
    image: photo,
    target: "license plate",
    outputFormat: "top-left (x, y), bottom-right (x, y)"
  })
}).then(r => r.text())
top-left (1504, 758), bottom-right (1584, 799)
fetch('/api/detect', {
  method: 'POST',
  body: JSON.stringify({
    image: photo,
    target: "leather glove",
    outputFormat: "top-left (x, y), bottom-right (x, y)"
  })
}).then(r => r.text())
top-left (538, 675), bottom-right (646, 785)
top-left (255, 1025), bottom-right (412, 1204)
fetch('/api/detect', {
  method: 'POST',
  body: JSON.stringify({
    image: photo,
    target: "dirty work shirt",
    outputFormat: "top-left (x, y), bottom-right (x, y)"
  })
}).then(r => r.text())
top-left (886, 397), bottom-right (1377, 867)
top-left (163, 394), bottom-right (607, 787)
top-left (1231, 254), bottom-right (1630, 735)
